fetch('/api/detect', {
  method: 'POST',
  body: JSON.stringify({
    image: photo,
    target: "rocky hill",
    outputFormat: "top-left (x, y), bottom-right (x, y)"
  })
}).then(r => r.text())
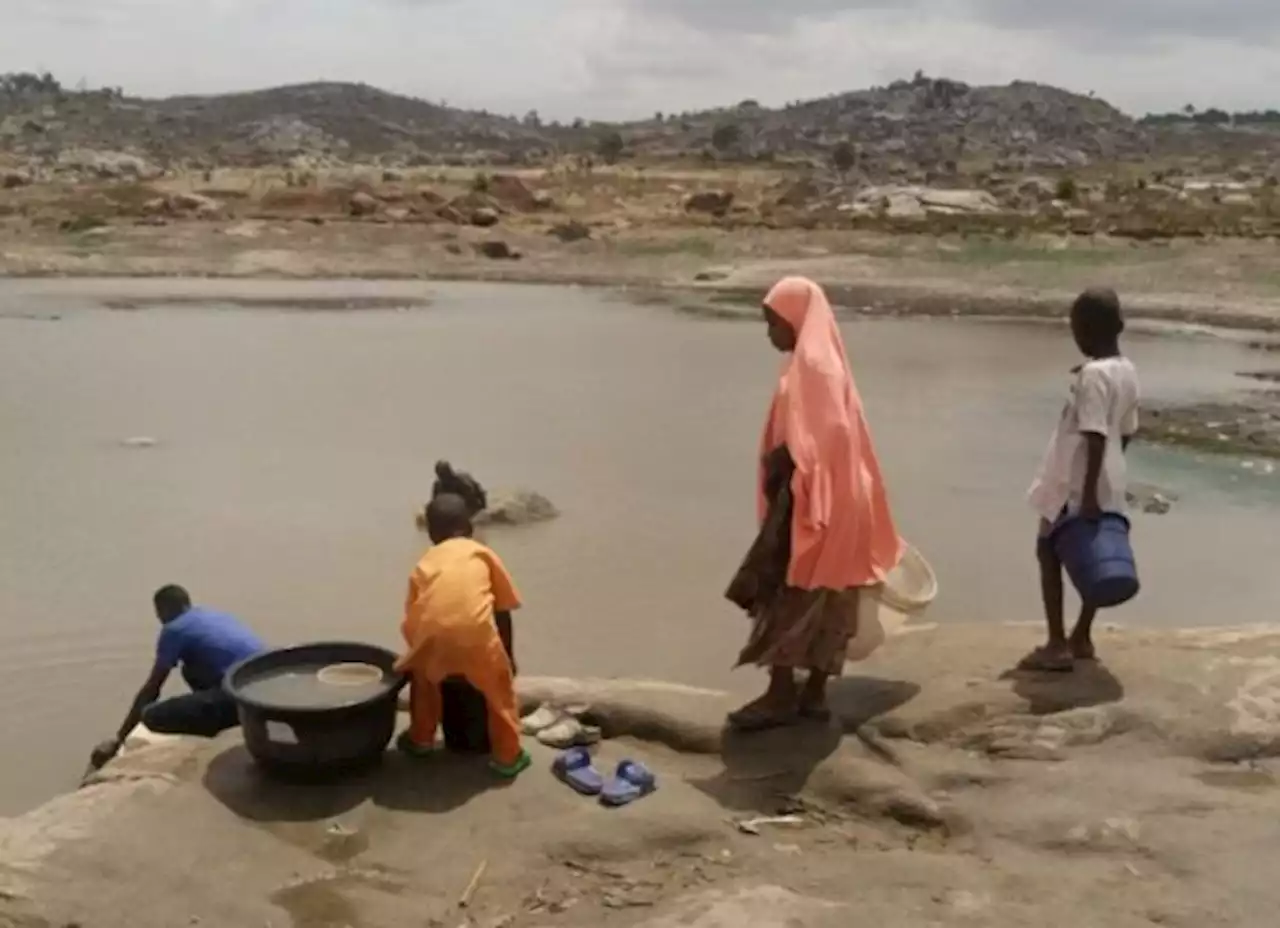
top-left (0, 80), bottom-right (553, 168)
top-left (2, 72), bottom-right (1276, 179)
top-left (619, 76), bottom-right (1153, 174)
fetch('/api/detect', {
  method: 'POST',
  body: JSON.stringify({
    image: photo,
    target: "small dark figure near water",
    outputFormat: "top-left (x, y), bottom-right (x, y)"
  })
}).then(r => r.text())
top-left (89, 585), bottom-right (266, 770)
top-left (1021, 288), bottom-right (1140, 672)
top-left (432, 460), bottom-right (487, 517)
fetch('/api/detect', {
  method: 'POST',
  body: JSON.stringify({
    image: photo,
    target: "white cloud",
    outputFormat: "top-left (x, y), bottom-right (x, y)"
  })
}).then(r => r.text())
top-left (1, 0), bottom-right (1277, 119)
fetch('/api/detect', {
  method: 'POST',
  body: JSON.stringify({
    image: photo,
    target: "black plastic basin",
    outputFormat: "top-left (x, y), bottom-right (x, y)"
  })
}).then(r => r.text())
top-left (224, 641), bottom-right (408, 779)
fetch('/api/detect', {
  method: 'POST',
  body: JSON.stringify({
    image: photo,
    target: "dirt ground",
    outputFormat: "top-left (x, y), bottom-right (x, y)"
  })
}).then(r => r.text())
top-left (4, 623), bottom-right (1280, 928)
top-left (3, 218), bottom-right (1280, 330)
top-left (4, 162), bottom-right (1280, 331)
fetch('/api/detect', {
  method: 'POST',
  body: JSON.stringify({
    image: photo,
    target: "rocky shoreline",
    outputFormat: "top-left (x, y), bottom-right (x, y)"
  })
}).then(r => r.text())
top-left (4, 623), bottom-right (1280, 927)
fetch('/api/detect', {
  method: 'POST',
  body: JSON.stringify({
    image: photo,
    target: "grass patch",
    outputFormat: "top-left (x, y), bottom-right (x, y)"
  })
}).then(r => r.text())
top-left (928, 240), bottom-right (1162, 267)
top-left (612, 235), bottom-right (717, 258)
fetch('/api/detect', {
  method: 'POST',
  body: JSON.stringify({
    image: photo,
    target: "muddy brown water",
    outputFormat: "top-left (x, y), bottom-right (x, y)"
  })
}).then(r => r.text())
top-left (1, 279), bottom-right (1278, 815)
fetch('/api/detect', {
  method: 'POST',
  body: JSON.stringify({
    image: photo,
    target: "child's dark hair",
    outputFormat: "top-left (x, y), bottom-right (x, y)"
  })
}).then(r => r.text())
top-left (1072, 287), bottom-right (1124, 340)
top-left (425, 493), bottom-right (473, 542)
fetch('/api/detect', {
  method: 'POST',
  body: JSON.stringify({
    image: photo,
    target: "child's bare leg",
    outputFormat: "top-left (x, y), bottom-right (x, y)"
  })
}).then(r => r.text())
top-left (1019, 526), bottom-right (1074, 671)
top-left (1069, 605), bottom-right (1099, 660)
top-left (402, 674), bottom-right (442, 753)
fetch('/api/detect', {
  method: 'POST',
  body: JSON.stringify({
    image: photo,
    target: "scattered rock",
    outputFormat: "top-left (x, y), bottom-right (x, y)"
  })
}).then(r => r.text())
top-left (2, 169), bottom-right (32, 189)
top-left (474, 489), bottom-right (559, 526)
top-left (694, 268), bottom-right (731, 282)
top-left (684, 190), bottom-right (734, 216)
top-left (119, 436), bottom-right (158, 449)
top-left (222, 222), bottom-right (263, 239)
top-left (488, 174), bottom-right (540, 212)
top-left (436, 204), bottom-right (466, 224)
top-left (56, 149), bottom-right (161, 181)
top-left (470, 207), bottom-right (501, 228)
top-left (347, 191), bottom-right (380, 217)
top-left (475, 240), bottom-right (521, 260)
top-left (59, 215), bottom-right (107, 233)
top-left (169, 192), bottom-right (223, 217)
top-left (548, 220), bottom-right (590, 243)
top-left (1126, 482), bottom-right (1178, 515)
top-left (531, 190), bottom-right (555, 210)
top-left (848, 185), bottom-right (1001, 219)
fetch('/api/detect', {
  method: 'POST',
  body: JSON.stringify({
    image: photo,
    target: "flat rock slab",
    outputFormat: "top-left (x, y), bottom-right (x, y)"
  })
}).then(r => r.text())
top-left (6, 625), bottom-right (1280, 927)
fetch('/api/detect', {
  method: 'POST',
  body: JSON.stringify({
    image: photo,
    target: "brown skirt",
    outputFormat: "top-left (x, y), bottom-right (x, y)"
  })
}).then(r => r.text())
top-left (736, 587), bottom-right (863, 676)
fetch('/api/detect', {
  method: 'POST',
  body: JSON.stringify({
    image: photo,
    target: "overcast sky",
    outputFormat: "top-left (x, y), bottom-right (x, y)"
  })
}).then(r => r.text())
top-left (3, 0), bottom-right (1277, 119)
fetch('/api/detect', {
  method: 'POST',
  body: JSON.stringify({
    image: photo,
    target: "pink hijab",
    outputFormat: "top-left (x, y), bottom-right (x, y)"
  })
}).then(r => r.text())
top-left (760, 277), bottom-right (903, 590)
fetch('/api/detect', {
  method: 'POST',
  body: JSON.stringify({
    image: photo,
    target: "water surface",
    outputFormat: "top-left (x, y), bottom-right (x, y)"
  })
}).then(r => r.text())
top-left (238, 664), bottom-right (391, 710)
top-left (1, 279), bottom-right (1277, 814)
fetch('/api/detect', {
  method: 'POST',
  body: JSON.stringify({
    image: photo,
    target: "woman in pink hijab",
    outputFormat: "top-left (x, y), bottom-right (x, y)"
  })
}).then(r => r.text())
top-left (725, 277), bottom-right (903, 730)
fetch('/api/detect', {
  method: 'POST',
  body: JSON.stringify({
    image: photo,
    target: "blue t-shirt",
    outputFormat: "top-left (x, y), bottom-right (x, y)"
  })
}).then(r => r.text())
top-left (155, 606), bottom-right (265, 680)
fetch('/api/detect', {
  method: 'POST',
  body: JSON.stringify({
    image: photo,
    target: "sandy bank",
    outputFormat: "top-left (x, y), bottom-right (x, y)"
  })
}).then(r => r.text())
top-left (4, 221), bottom-right (1280, 332)
top-left (4, 623), bottom-right (1280, 927)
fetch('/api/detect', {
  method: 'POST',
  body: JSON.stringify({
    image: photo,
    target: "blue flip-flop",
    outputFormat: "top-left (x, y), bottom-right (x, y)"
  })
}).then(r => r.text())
top-left (552, 747), bottom-right (604, 796)
top-left (600, 760), bottom-right (657, 807)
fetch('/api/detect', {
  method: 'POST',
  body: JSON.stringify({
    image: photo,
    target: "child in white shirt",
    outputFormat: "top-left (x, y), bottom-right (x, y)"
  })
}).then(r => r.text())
top-left (1022, 288), bottom-right (1140, 672)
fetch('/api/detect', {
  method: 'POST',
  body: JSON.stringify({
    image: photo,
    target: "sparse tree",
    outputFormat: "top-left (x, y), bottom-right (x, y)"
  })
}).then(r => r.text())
top-left (711, 122), bottom-right (741, 154)
top-left (832, 141), bottom-right (857, 176)
top-left (597, 130), bottom-right (625, 165)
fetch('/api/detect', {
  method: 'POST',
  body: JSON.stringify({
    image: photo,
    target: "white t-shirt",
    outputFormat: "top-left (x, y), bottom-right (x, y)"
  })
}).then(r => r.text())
top-left (1027, 356), bottom-right (1140, 521)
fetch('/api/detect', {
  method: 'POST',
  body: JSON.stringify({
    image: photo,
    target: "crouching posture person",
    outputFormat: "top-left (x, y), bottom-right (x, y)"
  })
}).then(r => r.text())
top-left (395, 493), bottom-right (530, 778)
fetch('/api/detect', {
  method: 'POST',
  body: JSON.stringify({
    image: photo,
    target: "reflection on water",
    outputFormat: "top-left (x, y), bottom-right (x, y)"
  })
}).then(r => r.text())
top-left (0, 279), bottom-right (1277, 814)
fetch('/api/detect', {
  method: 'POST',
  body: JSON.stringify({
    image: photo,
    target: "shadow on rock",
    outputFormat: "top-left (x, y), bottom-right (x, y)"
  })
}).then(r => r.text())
top-left (370, 751), bottom-right (509, 814)
top-left (689, 675), bottom-right (923, 815)
top-left (1001, 661), bottom-right (1125, 716)
top-left (202, 744), bottom-right (504, 824)
top-left (692, 722), bottom-right (844, 814)
top-left (827, 676), bottom-right (922, 732)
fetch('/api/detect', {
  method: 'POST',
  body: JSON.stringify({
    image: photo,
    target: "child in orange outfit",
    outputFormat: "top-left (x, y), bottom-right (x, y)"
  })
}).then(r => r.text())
top-left (394, 493), bottom-right (530, 778)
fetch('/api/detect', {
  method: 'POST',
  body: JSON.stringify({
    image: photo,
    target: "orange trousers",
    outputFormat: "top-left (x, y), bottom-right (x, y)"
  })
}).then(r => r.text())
top-left (406, 638), bottom-right (522, 766)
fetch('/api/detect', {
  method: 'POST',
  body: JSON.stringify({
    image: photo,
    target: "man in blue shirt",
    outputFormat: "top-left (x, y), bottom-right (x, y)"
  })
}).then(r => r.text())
top-left (89, 585), bottom-right (265, 770)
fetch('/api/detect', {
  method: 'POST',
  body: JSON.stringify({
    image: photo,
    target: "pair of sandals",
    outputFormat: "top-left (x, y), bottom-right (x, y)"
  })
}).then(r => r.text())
top-left (521, 705), bottom-right (602, 749)
top-left (552, 747), bottom-right (657, 807)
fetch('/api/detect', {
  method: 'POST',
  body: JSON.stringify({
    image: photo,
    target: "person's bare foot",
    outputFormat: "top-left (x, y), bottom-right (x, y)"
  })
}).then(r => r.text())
top-left (1017, 643), bottom-right (1074, 672)
top-left (1069, 637), bottom-right (1097, 661)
